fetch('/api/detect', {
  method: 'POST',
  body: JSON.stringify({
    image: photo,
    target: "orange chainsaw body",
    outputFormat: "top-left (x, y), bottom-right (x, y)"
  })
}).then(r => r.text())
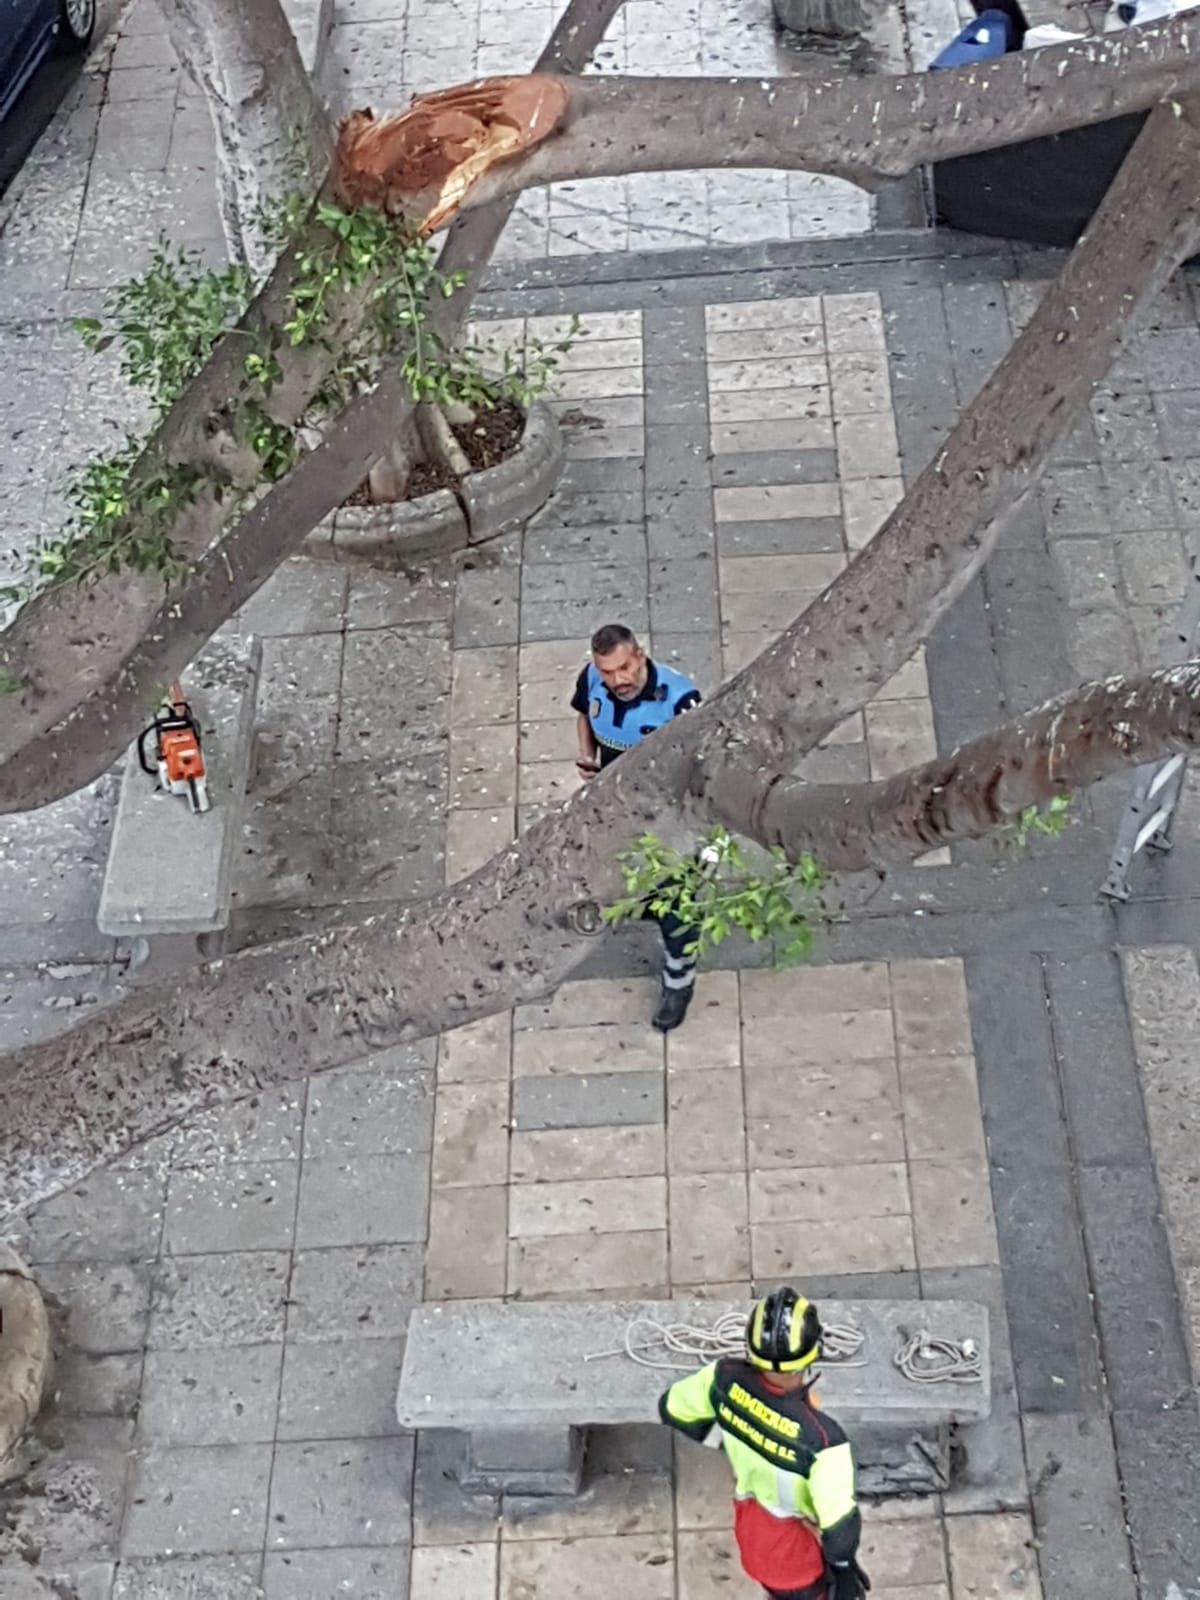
top-left (138, 682), bottom-right (211, 813)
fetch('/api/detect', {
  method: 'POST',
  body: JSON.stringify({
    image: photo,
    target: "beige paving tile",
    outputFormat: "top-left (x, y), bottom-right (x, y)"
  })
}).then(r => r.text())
top-left (528, 309), bottom-right (643, 342)
top-left (722, 631), bottom-right (778, 676)
top-left (549, 393), bottom-right (644, 429)
top-left (836, 411), bottom-right (901, 479)
top-left (566, 424), bottom-right (645, 459)
top-left (890, 959), bottom-right (973, 1057)
top-left (519, 678), bottom-right (579, 722)
top-left (830, 349), bottom-right (892, 414)
top-left (513, 1023), bottom-right (663, 1077)
top-left (510, 1125), bottom-right (665, 1184)
top-left (749, 1163), bottom-right (909, 1224)
top-left (503, 1469), bottom-right (672, 1541)
top-left (860, 1515), bottom-right (948, 1585)
top-left (432, 1081), bottom-right (510, 1188)
top-left (741, 962), bottom-right (891, 1017)
top-left (426, 1186), bottom-right (507, 1299)
top-left (874, 649), bottom-right (929, 702)
top-left (842, 477), bottom-right (904, 551)
top-left (741, 1009), bottom-right (896, 1065)
top-left (747, 1097), bottom-right (906, 1170)
top-left (865, 699), bottom-right (938, 780)
top-left (720, 588), bottom-right (823, 635)
top-left (714, 482), bottom-right (841, 523)
top-left (910, 1157), bottom-right (999, 1268)
top-left (744, 1056), bottom-right (901, 1112)
top-left (666, 971), bottom-right (741, 1070)
top-left (411, 1542), bottom-right (497, 1599)
top-left (706, 295), bottom-right (823, 331)
top-left (446, 808), bottom-right (516, 883)
top-left (518, 637), bottom-right (592, 682)
top-left (946, 1511), bottom-right (1042, 1599)
top-left (675, 1445), bottom-right (735, 1531)
top-left (709, 386), bottom-right (831, 425)
top-left (708, 355), bottom-right (829, 392)
top-left (823, 292), bottom-right (886, 354)
top-left (718, 552), bottom-right (846, 593)
top-left (900, 1056), bottom-right (987, 1163)
top-left (549, 363), bottom-right (645, 401)
top-left (670, 1172), bottom-right (751, 1285)
top-left (518, 759), bottom-right (580, 806)
top-left (668, 1068), bottom-right (746, 1174)
top-left (501, 1532), bottom-right (672, 1600)
top-left (518, 719), bottom-right (575, 763)
top-left (450, 723), bottom-right (517, 807)
top-left (869, 1587), bottom-right (950, 1600)
top-left (451, 645), bottom-right (518, 728)
top-left (508, 1175), bottom-right (667, 1238)
top-left (710, 416), bottom-right (836, 454)
top-left (706, 325), bottom-right (825, 362)
top-left (507, 1229), bottom-right (668, 1297)
top-left (438, 1011), bottom-right (513, 1084)
top-left (753, 1212), bottom-right (915, 1276)
top-left (549, 334), bottom-right (645, 372)
top-left (676, 1528), bottom-right (760, 1599)
top-left (516, 977), bottom-right (659, 1030)
top-left (469, 317), bottom-right (526, 347)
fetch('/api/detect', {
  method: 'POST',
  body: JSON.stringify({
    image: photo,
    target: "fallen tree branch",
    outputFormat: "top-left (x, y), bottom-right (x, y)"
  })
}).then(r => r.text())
top-left (709, 663), bottom-right (1200, 869)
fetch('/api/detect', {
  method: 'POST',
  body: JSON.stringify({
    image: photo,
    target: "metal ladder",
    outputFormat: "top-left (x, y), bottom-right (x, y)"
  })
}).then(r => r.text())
top-left (1100, 553), bottom-right (1200, 902)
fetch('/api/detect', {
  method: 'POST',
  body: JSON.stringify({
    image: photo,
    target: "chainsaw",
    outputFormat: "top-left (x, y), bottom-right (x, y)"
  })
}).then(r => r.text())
top-left (137, 683), bottom-right (210, 813)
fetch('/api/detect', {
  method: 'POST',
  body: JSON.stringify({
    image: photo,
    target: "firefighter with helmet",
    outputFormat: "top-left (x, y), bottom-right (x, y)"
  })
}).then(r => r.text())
top-left (658, 1287), bottom-right (870, 1600)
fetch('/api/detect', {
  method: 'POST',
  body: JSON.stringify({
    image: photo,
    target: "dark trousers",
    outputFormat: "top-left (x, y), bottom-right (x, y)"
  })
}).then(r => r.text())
top-left (764, 1580), bottom-right (828, 1600)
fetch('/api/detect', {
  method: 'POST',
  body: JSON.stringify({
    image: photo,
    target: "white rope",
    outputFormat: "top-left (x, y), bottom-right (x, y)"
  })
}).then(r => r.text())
top-left (893, 1330), bottom-right (984, 1384)
top-left (584, 1313), bottom-right (867, 1371)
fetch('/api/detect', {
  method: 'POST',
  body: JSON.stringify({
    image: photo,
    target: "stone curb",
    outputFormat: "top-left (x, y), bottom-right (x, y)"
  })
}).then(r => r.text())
top-left (304, 401), bottom-right (563, 566)
top-left (0, 1246), bottom-right (51, 1468)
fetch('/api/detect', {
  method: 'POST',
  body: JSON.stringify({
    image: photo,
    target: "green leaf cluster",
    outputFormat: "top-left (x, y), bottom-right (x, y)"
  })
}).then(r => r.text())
top-left (602, 827), bottom-right (828, 965)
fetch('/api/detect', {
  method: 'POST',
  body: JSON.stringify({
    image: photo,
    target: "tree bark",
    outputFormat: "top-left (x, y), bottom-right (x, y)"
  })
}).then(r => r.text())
top-left (3, 22), bottom-right (1200, 807)
top-left (156, 0), bottom-right (332, 278)
top-left (5, 100), bottom-right (1200, 1219)
top-left (709, 663), bottom-right (1200, 869)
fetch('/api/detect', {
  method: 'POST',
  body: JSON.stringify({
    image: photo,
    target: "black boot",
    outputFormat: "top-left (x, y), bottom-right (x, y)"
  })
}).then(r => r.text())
top-left (652, 981), bottom-right (694, 1032)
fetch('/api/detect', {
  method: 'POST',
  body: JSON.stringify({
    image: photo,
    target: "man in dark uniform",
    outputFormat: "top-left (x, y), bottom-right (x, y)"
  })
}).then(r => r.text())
top-left (570, 622), bottom-right (702, 1032)
top-left (659, 1287), bottom-right (871, 1600)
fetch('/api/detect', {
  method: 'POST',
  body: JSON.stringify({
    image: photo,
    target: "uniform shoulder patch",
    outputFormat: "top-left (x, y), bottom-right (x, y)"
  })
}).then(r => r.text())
top-left (590, 699), bottom-right (601, 719)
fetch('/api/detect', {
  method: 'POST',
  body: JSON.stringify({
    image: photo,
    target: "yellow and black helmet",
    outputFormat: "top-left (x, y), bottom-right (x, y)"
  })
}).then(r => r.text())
top-left (746, 1288), bottom-right (822, 1373)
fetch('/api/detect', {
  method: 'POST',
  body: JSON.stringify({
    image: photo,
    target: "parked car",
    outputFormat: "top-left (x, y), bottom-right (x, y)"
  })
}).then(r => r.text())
top-left (0, 0), bottom-right (94, 125)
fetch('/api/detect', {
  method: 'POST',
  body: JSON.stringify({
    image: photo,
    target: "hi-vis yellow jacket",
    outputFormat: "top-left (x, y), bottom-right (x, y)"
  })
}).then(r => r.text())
top-left (659, 1357), bottom-right (861, 1563)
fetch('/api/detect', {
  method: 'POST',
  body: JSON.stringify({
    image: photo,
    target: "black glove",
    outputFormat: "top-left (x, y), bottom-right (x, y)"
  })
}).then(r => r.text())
top-left (829, 1560), bottom-right (871, 1600)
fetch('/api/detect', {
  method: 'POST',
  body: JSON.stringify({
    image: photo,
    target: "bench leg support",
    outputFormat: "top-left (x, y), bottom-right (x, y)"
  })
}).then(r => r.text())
top-left (456, 1425), bottom-right (585, 1496)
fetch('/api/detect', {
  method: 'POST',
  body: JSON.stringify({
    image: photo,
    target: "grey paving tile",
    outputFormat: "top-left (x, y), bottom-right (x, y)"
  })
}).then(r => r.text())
top-left (454, 559), bottom-right (521, 646)
top-left (1, 1418), bottom-right (133, 1562)
top-left (262, 1546), bottom-right (411, 1600)
top-left (524, 520), bottom-right (646, 566)
top-left (644, 423), bottom-right (709, 492)
top-left (162, 1162), bottom-right (299, 1256)
top-left (649, 557), bottom-right (720, 634)
top-left (645, 488), bottom-right (715, 562)
top-left (148, 1252), bottom-right (290, 1350)
top-left (986, 549), bottom-right (1073, 711)
top-left (642, 303), bottom-right (706, 364)
top-left (52, 1350), bottom-right (144, 1419)
top-left (521, 595), bottom-right (649, 643)
top-left (113, 1555), bottom-right (262, 1599)
top-left (715, 516), bottom-right (843, 557)
top-left (1023, 1414), bottom-right (1137, 1600)
top-left (1103, 457), bottom-right (1177, 533)
top-left (37, 1261), bottom-right (152, 1353)
top-left (512, 1070), bottom-right (665, 1131)
top-left (277, 1336), bottom-right (405, 1440)
top-left (1092, 387), bottom-right (1163, 461)
top-left (344, 563), bottom-right (455, 632)
top-left (338, 630), bottom-right (450, 761)
top-left (1111, 1403), bottom-right (1200, 1598)
top-left (1151, 386), bottom-right (1200, 457)
top-left (643, 361), bottom-right (708, 429)
top-left (27, 1169), bottom-right (166, 1264)
top-left (522, 557), bottom-right (647, 607)
top-left (560, 456), bottom-right (645, 494)
top-left (138, 1343), bottom-right (282, 1447)
top-left (1140, 326), bottom-right (1200, 390)
top-left (529, 489), bottom-right (645, 530)
top-left (649, 633), bottom-right (721, 695)
top-left (286, 1244), bottom-right (423, 1343)
top-left (710, 449), bottom-right (839, 489)
top-left (122, 1444), bottom-right (272, 1556)
top-left (295, 1153), bottom-right (430, 1248)
top-left (1040, 464), bottom-right (1112, 536)
top-left (303, 1063), bottom-right (433, 1159)
top-left (267, 1438), bottom-right (415, 1550)
top-left (410, 1431), bottom-right (500, 1545)
top-left (327, 756), bottom-right (447, 905)
top-left (1044, 952), bottom-right (1151, 1168)
top-left (234, 559), bottom-right (347, 638)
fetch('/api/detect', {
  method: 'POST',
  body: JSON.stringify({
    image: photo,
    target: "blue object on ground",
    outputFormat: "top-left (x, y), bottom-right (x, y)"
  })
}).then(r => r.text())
top-left (929, 9), bottom-right (1015, 69)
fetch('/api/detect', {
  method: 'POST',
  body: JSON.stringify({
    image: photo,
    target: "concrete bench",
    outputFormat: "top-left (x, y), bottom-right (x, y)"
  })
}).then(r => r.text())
top-left (98, 634), bottom-right (261, 968)
top-left (397, 1298), bottom-right (990, 1497)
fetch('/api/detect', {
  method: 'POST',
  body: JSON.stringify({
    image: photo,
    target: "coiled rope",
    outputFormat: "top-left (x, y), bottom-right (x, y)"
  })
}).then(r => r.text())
top-left (893, 1330), bottom-right (983, 1384)
top-left (584, 1312), bottom-right (867, 1370)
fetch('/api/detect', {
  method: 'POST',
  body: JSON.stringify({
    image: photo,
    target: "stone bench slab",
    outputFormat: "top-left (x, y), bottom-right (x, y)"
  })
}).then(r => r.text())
top-left (98, 635), bottom-right (261, 939)
top-left (398, 1297), bottom-right (990, 1431)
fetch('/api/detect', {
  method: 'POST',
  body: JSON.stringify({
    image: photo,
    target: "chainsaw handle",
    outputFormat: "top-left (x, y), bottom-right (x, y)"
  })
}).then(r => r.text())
top-left (136, 723), bottom-right (158, 775)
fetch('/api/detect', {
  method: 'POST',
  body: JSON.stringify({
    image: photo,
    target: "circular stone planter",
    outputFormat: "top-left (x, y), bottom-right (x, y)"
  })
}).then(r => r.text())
top-left (305, 400), bottom-right (564, 566)
top-left (773, 0), bottom-right (866, 36)
top-left (0, 1246), bottom-right (51, 1468)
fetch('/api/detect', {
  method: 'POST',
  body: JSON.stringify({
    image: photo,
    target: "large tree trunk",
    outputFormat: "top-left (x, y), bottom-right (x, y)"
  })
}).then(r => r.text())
top-left (4, 97), bottom-right (1200, 1220)
top-left (156, 0), bottom-right (332, 277)
top-left (2, 21), bottom-right (1200, 808)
